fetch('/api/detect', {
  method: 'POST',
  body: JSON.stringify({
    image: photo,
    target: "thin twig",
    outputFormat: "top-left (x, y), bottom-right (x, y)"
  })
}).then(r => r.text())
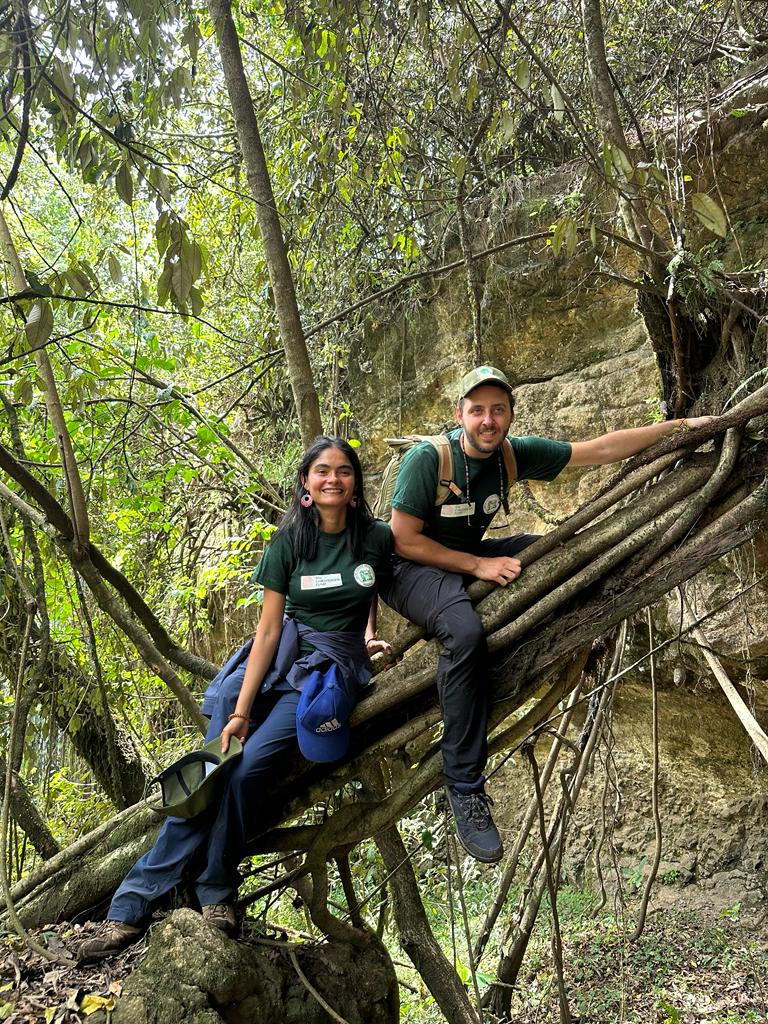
top-left (630, 610), bottom-right (663, 941)
top-left (526, 744), bottom-right (571, 1024)
top-left (288, 949), bottom-right (352, 1024)
top-left (450, 836), bottom-right (483, 1022)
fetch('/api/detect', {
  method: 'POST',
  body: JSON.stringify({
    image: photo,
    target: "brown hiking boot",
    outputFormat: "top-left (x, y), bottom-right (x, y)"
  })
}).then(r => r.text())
top-left (77, 920), bottom-right (145, 963)
top-left (201, 903), bottom-right (237, 935)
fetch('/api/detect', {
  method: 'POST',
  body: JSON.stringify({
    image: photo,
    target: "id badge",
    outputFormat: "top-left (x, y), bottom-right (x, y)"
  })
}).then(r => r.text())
top-left (440, 502), bottom-right (475, 518)
top-left (301, 573), bottom-right (343, 589)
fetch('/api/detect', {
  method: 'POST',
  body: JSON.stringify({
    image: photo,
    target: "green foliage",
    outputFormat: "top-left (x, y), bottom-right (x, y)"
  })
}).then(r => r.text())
top-left (622, 855), bottom-right (649, 893)
top-left (46, 768), bottom-right (114, 843)
top-left (659, 999), bottom-right (682, 1024)
top-left (551, 215), bottom-right (578, 258)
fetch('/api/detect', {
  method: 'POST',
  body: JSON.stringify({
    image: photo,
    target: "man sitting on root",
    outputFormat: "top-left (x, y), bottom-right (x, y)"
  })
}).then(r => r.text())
top-left (380, 365), bottom-right (714, 864)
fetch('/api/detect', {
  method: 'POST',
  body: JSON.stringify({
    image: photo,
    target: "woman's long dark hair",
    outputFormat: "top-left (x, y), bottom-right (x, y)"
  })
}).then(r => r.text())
top-left (275, 436), bottom-right (373, 562)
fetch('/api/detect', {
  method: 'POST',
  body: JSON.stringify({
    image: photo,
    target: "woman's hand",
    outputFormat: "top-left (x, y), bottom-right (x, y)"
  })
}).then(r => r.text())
top-left (220, 714), bottom-right (249, 752)
top-left (366, 637), bottom-right (392, 656)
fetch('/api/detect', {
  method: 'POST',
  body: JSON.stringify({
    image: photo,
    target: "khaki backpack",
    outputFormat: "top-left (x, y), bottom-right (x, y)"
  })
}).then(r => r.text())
top-left (372, 434), bottom-right (517, 522)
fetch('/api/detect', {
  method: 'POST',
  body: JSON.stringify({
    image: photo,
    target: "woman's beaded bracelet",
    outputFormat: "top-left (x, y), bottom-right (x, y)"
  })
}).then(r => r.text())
top-left (228, 711), bottom-right (250, 722)
top-left (365, 636), bottom-right (378, 647)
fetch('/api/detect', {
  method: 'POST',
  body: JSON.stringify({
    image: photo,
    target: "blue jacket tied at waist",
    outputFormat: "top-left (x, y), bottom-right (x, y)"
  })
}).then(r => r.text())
top-left (201, 618), bottom-right (372, 722)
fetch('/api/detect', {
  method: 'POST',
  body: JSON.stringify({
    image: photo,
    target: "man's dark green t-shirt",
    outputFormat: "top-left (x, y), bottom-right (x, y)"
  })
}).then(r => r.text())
top-left (390, 428), bottom-right (571, 552)
top-left (254, 519), bottom-right (393, 632)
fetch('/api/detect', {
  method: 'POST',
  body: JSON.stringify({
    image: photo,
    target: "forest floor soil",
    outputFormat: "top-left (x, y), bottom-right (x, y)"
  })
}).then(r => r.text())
top-left (0, 905), bottom-right (764, 1023)
top-left (494, 907), bottom-right (767, 1024)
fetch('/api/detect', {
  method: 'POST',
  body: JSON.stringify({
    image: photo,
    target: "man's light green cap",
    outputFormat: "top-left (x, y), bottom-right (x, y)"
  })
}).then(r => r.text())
top-left (458, 365), bottom-right (514, 402)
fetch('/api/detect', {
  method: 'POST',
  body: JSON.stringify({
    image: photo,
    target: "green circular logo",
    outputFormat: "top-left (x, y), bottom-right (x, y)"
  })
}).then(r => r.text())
top-left (354, 564), bottom-right (376, 588)
top-left (483, 494), bottom-right (501, 514)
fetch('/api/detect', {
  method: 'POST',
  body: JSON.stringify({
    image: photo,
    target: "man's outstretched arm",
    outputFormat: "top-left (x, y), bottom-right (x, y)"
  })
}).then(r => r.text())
top-left (568, 416), bottom-right (716, 467)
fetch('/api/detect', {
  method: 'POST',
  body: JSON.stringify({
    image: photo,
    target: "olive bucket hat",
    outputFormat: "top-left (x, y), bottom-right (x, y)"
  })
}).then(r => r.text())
top-left (146, 734), bottom-right (243, 819)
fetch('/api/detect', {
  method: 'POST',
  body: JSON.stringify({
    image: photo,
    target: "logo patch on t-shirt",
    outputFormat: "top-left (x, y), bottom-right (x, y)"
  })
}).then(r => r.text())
top-left (301, 574), bottom-right (343, 590)
top-left (354, 564), bottom-right (376, 587)
top-left (483, 494), bottom-right (501, 515)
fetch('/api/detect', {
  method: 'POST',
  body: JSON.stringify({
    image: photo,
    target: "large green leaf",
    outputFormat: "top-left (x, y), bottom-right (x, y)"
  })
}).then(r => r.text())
top-left (108, 253), bottom-right (123, 285)
top-left (691, 193), bottom-right (727, 238)
top-left (115, 162), bottom-right (134, 205)
top-left (25, 300), bottom-right (54, 349)
top-left (171, 259), bottom-right (193, 306)
top-left (157, 263), bottom-right (172, 305)
top-left (611, 146), bottom-right (633, 182)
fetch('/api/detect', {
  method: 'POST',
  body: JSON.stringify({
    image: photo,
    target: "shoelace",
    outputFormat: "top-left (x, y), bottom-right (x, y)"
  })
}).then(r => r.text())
top-left (105, 921), bottom-right (139, 937)
top-left (204, 903), bottom-right (235, 922)
top-left (457, 790), bottom-right (494, 830)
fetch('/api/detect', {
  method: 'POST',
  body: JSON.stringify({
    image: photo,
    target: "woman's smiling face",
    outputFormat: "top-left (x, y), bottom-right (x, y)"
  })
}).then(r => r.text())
top-left (302, 446), bottom-right (356, 512)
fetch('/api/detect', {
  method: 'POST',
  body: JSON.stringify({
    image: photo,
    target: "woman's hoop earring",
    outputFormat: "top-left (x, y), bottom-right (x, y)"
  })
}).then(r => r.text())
top-left (349, 495), bottom-right (360, 509)
top-left (300, 491), bottom-right (313, 508)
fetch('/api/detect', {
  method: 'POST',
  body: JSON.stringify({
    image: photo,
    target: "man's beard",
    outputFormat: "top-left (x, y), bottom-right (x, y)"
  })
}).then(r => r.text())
top-left (462, 425), bottom-right (504, 455)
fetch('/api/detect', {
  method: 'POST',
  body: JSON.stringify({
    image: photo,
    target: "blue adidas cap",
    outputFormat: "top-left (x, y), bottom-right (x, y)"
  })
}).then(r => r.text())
top-left (296, 663), bottom-right (356, 763)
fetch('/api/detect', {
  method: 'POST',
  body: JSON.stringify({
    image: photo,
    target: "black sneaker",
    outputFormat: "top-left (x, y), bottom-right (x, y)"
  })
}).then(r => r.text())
top-left (444, 784), bottom-right (504, 863)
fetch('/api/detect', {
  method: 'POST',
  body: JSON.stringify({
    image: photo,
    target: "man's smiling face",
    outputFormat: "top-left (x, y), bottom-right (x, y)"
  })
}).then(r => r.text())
top-left (456, 384), bottom-right (513, 458)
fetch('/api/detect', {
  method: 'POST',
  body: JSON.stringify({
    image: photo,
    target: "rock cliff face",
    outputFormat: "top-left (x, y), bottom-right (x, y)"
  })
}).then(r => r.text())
top-left (349, 80), bottom-right (768, 916)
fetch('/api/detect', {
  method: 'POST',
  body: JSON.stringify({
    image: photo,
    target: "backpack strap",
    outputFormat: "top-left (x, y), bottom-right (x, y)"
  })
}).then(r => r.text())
top-left (394, 434), bottom-right (461, 506)
top-left (422, 434), bottom-right (462, 505)
top-left (501, 438), bottom-right (517, 513)
top-left (376, 433), bottom-right (465, 519)
top-left (413, 434), bottom-right (515, 509)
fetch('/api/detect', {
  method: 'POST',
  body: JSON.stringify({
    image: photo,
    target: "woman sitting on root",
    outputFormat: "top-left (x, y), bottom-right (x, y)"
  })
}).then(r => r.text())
top-left (78, 436), bottom-right (393, 962)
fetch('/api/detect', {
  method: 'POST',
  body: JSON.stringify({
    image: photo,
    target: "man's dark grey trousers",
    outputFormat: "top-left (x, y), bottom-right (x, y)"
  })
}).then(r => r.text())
top-left (381, 534), bottom-right (537, 788)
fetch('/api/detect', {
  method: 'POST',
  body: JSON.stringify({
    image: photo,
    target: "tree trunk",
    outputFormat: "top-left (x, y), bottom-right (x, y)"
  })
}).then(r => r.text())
top-left (0, 567), bottom-right (148, 809)
top-left (0, 755), bottom-right (58, 862)
top-left (580, 0), bottom-right (665, 268)
top-left (375, 822), bottom-right (478, 1024)
top-left (0, 207), bottom-right (91, 552)
top-left (364, 763), bottom-right (478, 1024)
top-left (207, 0), bottom-right (323, 448)
top-left (3, 802), bottom-right (157, 924)
top-left (51, 650), bottom-right (148, 809)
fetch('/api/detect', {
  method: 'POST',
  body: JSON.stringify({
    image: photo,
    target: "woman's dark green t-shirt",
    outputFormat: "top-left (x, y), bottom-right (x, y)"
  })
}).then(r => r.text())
top-left (254, 519), bottom-right (393, 633)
